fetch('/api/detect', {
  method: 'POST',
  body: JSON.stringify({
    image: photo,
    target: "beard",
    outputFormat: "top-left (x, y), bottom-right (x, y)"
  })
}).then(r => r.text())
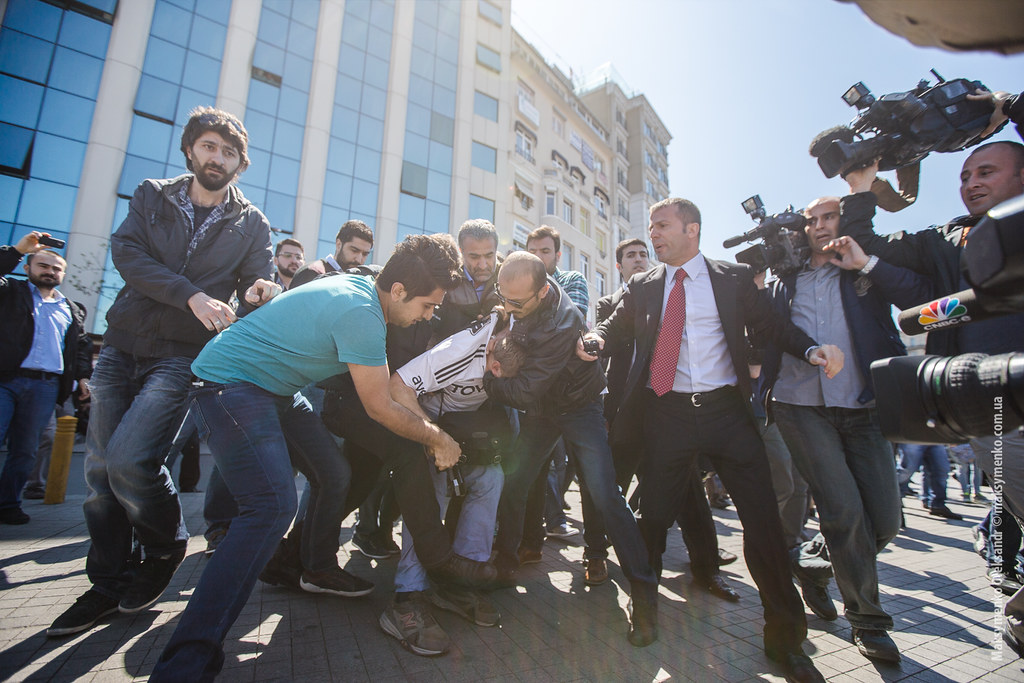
top-left (278, 263), bottom-right (300, 277)
top-left (29, 272), bottom-right (60, 289)
top-left (194, 162), bottom-right (236, 192)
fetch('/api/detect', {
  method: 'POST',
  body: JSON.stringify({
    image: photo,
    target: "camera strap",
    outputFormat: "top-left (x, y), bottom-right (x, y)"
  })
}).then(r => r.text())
top-left (871, 162), bottom-right (920, 212)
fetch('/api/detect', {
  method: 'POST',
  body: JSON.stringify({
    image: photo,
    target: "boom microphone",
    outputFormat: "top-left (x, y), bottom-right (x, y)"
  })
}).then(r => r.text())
top-left (897, 288), bottom-right (1003, 335)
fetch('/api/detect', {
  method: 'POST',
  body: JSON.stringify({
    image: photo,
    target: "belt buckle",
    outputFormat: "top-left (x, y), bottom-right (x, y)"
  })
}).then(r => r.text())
top-left (691, 392), bottom-right (703, 407)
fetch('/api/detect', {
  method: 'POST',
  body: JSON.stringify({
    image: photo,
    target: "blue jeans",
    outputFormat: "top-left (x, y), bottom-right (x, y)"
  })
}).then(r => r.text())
top-left (83, 347), bottom-right (190, 597)
top-left (202, 464), bottom-right (236, 541)
top-left (774, 404), bottom-right (901, 630)
top-left (395, 463), bottom-right (503, 592)
top-left (496, 400), bottom-right (656, 590)
top-left (899, 444), bottom-right (949, 508)
top-left (0, 375), bottom-right (59, 510)
top-left (153, 382), bottom-right (345, 681)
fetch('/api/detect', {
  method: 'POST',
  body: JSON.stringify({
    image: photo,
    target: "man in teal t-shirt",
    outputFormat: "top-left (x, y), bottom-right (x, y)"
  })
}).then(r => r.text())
top-left (153, 235), bottom-right (498, 683)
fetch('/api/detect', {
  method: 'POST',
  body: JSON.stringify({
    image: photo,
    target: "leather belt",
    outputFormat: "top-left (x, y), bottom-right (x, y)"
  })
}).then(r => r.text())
top-left (662, 385), bottom-right (736, 408)
top-left (18, 369), bottom-right (61, 381)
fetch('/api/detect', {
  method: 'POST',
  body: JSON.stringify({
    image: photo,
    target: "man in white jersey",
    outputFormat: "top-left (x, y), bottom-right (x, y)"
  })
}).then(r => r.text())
top-left (382, 310), bottom-right (526, 656)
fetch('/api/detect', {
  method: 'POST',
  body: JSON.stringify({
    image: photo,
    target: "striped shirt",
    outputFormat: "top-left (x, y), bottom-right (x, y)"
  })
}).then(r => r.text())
top-left (554, 268), bottom-right (589, 316)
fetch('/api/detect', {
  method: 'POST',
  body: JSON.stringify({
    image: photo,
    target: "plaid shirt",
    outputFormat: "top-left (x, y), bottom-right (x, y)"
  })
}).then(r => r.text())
top-left (554, 268), bottom-right (589, 316)
top-left (174, 180), bottom-right (230, 258)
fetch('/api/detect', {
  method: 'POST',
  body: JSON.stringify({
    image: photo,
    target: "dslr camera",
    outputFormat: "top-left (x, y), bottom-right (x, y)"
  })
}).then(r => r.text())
top-left (723, 195), bottom-right (809, 277)
top-left (810, 72), bottom-right (999, 179)
top-left (871, 196), bottom-right (1024, 444)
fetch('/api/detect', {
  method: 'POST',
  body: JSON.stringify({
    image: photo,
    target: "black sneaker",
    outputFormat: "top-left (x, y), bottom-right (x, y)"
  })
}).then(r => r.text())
top-left (299, 567), bottom-right (374, 597)
top-left (118, 552), bottom-right (185, 613)
top-left (427, 553), bottom-right (497, 590)
top-left (204, 528), bottom-right (228, 556)
top-left (352, 532), bottom-right (392, 560)
top-left (47, 589), bottom-right (119, 637)
top-left (0, 507), bottom-right (30, 524)
top-left (929, 504), bottom-right (963, 521)
top-left (22, 485), bottom-right (45, 500)
top-left (259, 542), bottom-right (303, 590)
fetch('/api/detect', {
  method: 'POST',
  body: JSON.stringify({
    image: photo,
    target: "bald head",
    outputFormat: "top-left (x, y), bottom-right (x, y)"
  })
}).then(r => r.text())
top-left (804, 196), bottom-right (842, 260)
top-left (499, 251), bottom-right (547, 291)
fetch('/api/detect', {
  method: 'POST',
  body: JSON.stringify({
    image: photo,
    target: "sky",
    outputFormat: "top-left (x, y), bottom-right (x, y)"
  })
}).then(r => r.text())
top-left (510, 0), bottom-right (1024, 261)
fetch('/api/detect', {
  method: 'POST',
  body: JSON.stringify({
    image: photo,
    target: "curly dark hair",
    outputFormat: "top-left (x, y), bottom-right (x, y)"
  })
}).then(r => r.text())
top-left (180, 106), bottom-right (250, 172)
top-left (378, 234), bottom-right (462, 299)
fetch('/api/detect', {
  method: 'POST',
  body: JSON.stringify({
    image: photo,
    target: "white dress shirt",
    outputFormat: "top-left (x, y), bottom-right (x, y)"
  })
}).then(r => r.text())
top-left (651, 253), bottom-right (738, 393)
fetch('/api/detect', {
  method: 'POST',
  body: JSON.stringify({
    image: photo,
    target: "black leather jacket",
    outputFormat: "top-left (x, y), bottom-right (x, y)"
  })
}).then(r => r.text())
top-left (484, 276), bottom-right (605, 414)
top-left (104, 175), bottom-right (272, 359)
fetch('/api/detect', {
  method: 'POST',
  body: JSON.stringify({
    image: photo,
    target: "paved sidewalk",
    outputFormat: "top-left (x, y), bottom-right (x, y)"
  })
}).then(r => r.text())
top-left (1, 451), bottom-right (1022, 682)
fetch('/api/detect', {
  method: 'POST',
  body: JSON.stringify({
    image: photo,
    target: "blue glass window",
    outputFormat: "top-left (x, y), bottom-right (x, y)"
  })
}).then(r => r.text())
top-left (476, 44), bottom-right (500, 73)
top-left (426, 170), bottom-right (450, 204)
top-left (327, 139), bottom-right (355, 174)
top-left (363, 54), bottom-right (388, 88)
top-left (0, 123), bottom-right (33, 174)
top-left (405, 103), bottom-right (430, 137)
top-left (474, 91), bottom-right (498, 122)
top-left (247, 80), bottom-right (280, 116)
top-left (322, 172), bottom-right (352, 208)
top-left (277, 86), bottom-right (308, 125)
top-left (48, 47), bottom-right (103, 98)
top-left (427, 140), bottom-right (452, 172)
top-left (264, 190), bottom-right (295, 232)
top-left (17, 178), bottom-right (77, 231)
top-left (0, 76), bottom-right (44, 127)
top-left (341, 16), bottom-right (368, 50)
top-left (399, 193), bottom-right (425, 228)
top-left (350, 179), bottom-right (377, 216)
top-left (2, 0), bottom-right (61, 41)
top-left (429, 112), bottom-right (454, 146)
top-left (283, 53), bottom-right (312, 92)
top-left (401, 161), bottom-right (427, 198)
top-left (468, 194), bottom-right (494, 222)
top-left (30, 133), bottom-right (87, 185)
top-left (268, 156), bottom-right (300, 195)
top-left (471, 142), bottom-right (496, 173)
top-left (253, 41), bottom-right (285, 75)
top-left (127, 115), bottom-right (173, 161)
top-left (257, 9), bottom-right (289, 49)
top-left (366, 26), bottom-right (391, 60)
top-left (0, 28), bottom-right (54, 83)
top-left (195, 0), bottom-right (231, 24)
top-left (404, 132), bottom-right (429, 167)
top-left (360, 84), bottom-right (386, 121)
top-left (0, 176), bottom-right (24, 222)
top-left (271, 121), bottom-right (304, 159)
top-left (354, 146), bottom-right (380, 180)
top-left (243, 111), bottom-right (275, 152)
top-left (424, 200), bottom-right (449, 232)
top-left (287, 21), bottom-right (316, 60)
top-left (337, 43), bottom-right (364, 79)
top-left (357, 118), bottom-right (383, 148)
top-left (57, 11), bottom-right (111, 58)
top-left (118, 155), bottom-right (167, 195)
top-left (370, 2), bottom-right (393, 30)
top-left (38, 90), bottom-right (94, 141)
top-left (188, 17), bottom-right (226, 59)
top-left (479, 0), bottom-right (503, 26)
top-left (142, 37), bottom-right (187, 84)
top-left (150, 1), bottom-right (191, 46)
top-left (182, 51), bottom-right (220, 96)
top-left (134, 75), bottom-right (179, 122)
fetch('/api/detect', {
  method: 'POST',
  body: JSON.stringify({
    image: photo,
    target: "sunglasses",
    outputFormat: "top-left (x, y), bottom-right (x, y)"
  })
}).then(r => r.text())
top-left (494, 282), bottom-right (540, 309)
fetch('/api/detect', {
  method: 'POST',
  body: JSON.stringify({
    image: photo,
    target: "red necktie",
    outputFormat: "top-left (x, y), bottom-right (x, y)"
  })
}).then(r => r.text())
top-left (649, 269), bottom-right (687, 396)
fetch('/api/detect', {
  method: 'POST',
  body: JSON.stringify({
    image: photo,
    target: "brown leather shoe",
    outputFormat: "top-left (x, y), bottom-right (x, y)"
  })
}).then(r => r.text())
top-left (584, 558), bottom-right (608, 585)
top-left (516, 547), bottom-right (542, 565)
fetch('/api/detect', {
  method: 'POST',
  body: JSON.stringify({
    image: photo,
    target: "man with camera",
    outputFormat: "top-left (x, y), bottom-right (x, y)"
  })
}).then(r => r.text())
top-left (841, 135), bottom-right (1024, 652)
top-left (1, 233), bottom-right (92, 525)
top-left (762, 192), bottom-right (932, 663)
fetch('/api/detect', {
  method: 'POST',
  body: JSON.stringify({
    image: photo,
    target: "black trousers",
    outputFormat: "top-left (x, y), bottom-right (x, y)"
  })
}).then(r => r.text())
top-left (639, 386), bottom-right (806, 653)
top-left (581, 439), bottom-right (720, 582)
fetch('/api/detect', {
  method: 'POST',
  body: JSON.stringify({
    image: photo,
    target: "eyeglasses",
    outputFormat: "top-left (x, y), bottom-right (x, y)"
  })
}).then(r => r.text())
top-left (197, 112), bottom-right (247, 139)
top-left (494, 283), bottom-right (540, 309)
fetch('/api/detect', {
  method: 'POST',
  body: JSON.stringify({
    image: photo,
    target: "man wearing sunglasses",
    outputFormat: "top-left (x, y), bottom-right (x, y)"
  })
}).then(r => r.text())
top-left (483, 251), bottom-right (659, 648)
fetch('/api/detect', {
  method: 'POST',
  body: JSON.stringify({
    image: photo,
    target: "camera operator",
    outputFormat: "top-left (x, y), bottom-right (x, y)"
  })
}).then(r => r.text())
top-left (761, 194), bottom-right (933, 663)
top-left (839, 131), bottom-right (1024, 652)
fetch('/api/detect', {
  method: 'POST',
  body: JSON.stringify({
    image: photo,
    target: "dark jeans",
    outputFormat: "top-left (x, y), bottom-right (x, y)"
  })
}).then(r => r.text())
top-left (496, 399), bottom-right (656, 590)
top-left (327, 380), bottom-right (452, 568)
top-left (639, 387), bottom-right (806, 653)
top-left (83, 346), bottom-right (190, 598)
top-left (153, 383), bottom-right (306, 681)
top-left (0, 375), bottom-right (59, 510)
top-left (775, 403), bottom-right (901, 631)
top-left (899, 444), bottom-right (950, 508)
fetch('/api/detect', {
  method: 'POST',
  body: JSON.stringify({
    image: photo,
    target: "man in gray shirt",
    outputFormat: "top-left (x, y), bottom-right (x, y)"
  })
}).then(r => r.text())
top-left (759, 186), bottom-right (932, 665)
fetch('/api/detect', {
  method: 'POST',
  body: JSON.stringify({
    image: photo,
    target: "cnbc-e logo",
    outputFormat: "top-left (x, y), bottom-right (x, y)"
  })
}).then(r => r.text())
top-left (918, 297), bottom-right (968, 329)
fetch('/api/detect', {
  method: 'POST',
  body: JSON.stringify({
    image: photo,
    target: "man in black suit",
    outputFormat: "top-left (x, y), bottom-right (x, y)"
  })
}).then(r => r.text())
top-left (582, 198), bottom-right (843, 682)
top-left (581, 239), bottom-right (738, 601)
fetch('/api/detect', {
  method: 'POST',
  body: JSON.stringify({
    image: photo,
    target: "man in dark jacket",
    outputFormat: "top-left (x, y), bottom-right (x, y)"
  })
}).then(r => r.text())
top-left (290, 219), bottom-right (374, 289)
top-left (762, 193), bottom-right (933, 664)
top-left (48, 107), bottom-right (278, 639)
top-left (1, 233), bottom-right (91, 524)
top-left (482, 251), bottom-right (660, 648)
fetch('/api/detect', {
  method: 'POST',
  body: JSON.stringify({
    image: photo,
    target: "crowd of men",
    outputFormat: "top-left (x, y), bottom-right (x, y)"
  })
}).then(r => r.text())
top-left (0, 91), bottom-right (1021, 682)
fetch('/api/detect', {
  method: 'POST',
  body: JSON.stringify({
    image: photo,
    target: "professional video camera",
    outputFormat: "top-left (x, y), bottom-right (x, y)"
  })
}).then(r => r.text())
top-left (723, 195), bottom-right (809, 277)
top-left (871, 196), bottom-right (1024, 444)
top-left (810, 71), bottom-right (1000, 179)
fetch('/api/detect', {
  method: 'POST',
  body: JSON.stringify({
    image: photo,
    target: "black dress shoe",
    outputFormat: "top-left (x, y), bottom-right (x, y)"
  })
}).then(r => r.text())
top-left (797, 576), bottom-right (837, 621)
top-left (989, 568), bottom-right (1024, 595)
top-left (702, 574), bottom-right (740, 602)
top-left (852, 627), bottom-right (901, 662)
top-left (765, 648), bottom-right (826, 683)
top-left (717, 548), bottom-right (738, 566)
top-left (627, 596), bottom-right (658, 647)
top-left (929, 504), bottom-right (963, 521)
